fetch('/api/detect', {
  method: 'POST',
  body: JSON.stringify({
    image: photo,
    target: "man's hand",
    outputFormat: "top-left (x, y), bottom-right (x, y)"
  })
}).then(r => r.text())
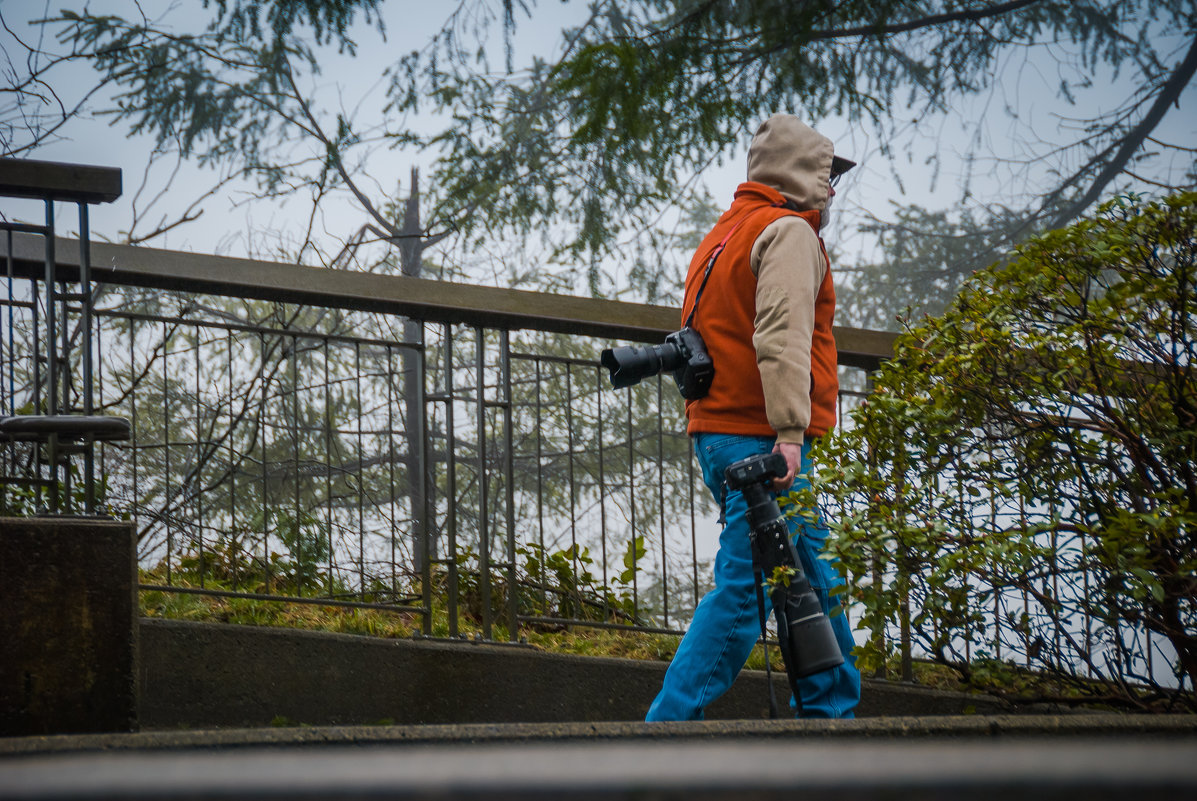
top-left (771, 441), bottom-right (802, 492)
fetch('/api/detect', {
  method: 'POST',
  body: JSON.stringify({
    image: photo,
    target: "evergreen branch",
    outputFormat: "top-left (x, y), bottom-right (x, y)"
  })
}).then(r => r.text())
top-left (809, 0), bottom-right (1046, 41)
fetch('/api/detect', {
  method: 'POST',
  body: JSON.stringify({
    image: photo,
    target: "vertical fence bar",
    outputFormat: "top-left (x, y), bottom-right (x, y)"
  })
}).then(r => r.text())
top-left (656, 376), bottom-right (669, 628)
top-left (30, 284), bottom-right (43, 510)
top-left (59, 207), bottom-right (75, 512)
top-left (1146, 611), bottom-right (1154, 681)
top-left (1050, 451), bottom-right (1060, 670)
top-left (627, 385), bottom-right (638, 615)
top-left (386, 345), bottom-right (397, 599)
top-left (1, 235), bottom-right (7, 510)
top-left (928, 452), bottom-right (939, 655)
top-left (953, 444), bottom-right (969, 665)
top-left (94, 283), bottom-right (104, 507)
top-left (42, 199), bottom-right (59, 511)
top-left (259, 331), bottom-right (268, 592)
top-left (226, 329), bottom-right (237, 591)
top-left (354, 341), bottom-right (365, 600)
top-left (865, 369), bottom-right (886, 678)
top-left (565, 363), bottom-right (579, 618)
top-left (164, 321), bottom-right (174, 584)
top-left (43, 200), bottom-right (56, 417)
top-left (32, 267), bottom-right (40, 415)
top-left (989, 432), bottom-right (1001, 662)
top-left (78, 202), bottom-right (96, 513)
top-left (417, 335), bottom-right (433, 636)
top-left (323, 337), bottom-right (334, 597)
top-left (1018, 443), bottom-right (1030, 667)
top-left (500, 330), bottom-right (517, 640)
top-left (896, 431), bottom-right (913, 682)
top-left (4, 229), bottom-right (11, 418)
top-left (403, 318), bottom-right (429, 580)
top-left (476, 326), bottom-right (492, 639)
top-left (444, 325), bottom-right (459, 638)
top-left (3, 232), bottom-right (15, 510)
top-left (31, 268), bottom-right (42, 510)
top-left (196, 320), bottom-right (205, 588)
top-left (899, 578), bottom-right (913, 682)
top-left (129, 318), bottom-right (138, 536)
top-left (534, 357), bottom-right (546, 615)
top-left (1084, 527), bottom-right (1093, 672)
top-left (596, 363), bottom-right (609, 620)
top-left (292, 333), bottom-right (302, 596)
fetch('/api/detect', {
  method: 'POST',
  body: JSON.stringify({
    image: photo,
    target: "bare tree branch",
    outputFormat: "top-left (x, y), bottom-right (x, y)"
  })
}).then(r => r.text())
top-left (1048, 32), bottom-right (1197, 228)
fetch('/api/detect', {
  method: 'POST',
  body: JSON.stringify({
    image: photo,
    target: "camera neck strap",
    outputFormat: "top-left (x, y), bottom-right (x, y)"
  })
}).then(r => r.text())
top-left (683, 203), bottom-right (785, 330)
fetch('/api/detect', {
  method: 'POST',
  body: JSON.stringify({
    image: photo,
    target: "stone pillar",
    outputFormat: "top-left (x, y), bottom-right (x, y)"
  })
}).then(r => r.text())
top-left (0, 517), bottom-right (138, 735)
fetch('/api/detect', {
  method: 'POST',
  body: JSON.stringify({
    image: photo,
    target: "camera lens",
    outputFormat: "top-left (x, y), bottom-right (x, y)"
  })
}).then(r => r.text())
top-left (600, 341), bottom-right (684, 389)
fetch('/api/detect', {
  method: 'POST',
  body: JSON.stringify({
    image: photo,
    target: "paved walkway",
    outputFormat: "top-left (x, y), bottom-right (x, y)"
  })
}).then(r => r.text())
top-left (3, 716), bottom-right (1196, 800)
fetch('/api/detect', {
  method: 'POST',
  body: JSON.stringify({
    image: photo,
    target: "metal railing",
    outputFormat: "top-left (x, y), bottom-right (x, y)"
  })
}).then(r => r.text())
top-left (0, 158), bottom-right (128, 515)
top-left (0, 222), bottom-right (892, 643)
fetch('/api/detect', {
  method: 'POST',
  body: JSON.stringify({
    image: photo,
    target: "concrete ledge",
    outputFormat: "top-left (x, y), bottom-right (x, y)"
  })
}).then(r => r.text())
top-left (0, 158), bottom-right (121, 204)
top-left (141, 619), bottom-right (1041, 730)
top-left (3, 714), bottom-right (1196, 756)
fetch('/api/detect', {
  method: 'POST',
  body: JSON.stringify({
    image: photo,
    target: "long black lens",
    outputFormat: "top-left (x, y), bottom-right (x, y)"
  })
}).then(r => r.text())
top-left (782, 587), bottom-right (845, 677)
top-left (734, 467), bottom-right (844, 683)
top-left (600, 342), bottom-right (684, 389)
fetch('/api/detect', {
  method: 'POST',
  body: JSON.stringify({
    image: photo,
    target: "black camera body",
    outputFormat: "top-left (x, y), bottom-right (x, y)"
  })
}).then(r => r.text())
top-left (725, 451), bottom-right (789, 491)
top-left (724, 453), bottom-right (844, 699)
top-left (600, 326), bottom-right (714, 399)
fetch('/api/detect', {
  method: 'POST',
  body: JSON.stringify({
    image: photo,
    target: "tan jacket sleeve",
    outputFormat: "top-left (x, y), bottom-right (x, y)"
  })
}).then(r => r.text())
top-left (749, 216), bottom-right (826, 445)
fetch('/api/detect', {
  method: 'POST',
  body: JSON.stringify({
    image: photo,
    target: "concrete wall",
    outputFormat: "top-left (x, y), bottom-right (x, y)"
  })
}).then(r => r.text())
top-left (1, 517), bottom-right (138, 735)
top-left (141, 619), bottom-right (1015, 729)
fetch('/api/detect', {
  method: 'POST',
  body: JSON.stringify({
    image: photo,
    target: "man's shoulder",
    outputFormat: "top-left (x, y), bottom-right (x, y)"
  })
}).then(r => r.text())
top-left (755, 213), bottom-right (821, 249)
top-left (750, 213), bottom-right (827, 277)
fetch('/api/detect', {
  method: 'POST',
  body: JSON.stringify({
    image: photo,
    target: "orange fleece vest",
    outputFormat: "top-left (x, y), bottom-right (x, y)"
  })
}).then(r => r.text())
top-left (680, 182), bottom-right (838, 439)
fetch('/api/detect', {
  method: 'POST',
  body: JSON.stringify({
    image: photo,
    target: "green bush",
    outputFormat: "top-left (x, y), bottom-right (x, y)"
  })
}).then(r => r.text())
top-left (808, 193), bottom-right (1196, 711)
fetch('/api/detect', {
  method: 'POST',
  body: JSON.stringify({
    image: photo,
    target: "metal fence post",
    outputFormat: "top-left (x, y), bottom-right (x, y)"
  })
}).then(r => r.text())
top-left (500, 329), bottom-right (518, 640)
top-left (417, 330), bottom-right (433, 635)
top-left (476, 325), bottom-right (492, 639)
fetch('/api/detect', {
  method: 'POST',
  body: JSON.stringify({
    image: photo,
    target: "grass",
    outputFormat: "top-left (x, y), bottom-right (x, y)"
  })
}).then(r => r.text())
top-left (140, 585), bottom-right (420, 639)
top-left (137, 570), bottom-right (998, 696)
top-left (141, 571), bottom-right (1172, 712)
top-left (137, 571), bottom-right (799, 669)
top-left (144, 573), bottom-right (1108, 705)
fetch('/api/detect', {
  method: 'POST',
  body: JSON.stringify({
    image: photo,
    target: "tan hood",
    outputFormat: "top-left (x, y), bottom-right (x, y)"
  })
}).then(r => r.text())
top-left (746, 114), bottom-right (834, 211)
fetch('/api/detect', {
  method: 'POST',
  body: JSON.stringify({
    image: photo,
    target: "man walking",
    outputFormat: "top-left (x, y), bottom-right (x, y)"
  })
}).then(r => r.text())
top-left (646, 114), bottom-right (861, 720)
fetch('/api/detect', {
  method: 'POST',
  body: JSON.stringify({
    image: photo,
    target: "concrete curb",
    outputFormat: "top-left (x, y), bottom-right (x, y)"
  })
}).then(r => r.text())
top-left (3, 714), bottom-right (1195, 756)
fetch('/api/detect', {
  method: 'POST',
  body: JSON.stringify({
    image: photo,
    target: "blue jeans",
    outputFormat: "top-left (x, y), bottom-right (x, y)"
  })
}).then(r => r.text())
top-left (646, 433), bottom-right (860, 720)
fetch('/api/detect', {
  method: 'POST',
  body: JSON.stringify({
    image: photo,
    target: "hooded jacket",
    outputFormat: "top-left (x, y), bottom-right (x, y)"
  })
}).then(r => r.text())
top-left (680, 115), bottom-right (839, 444)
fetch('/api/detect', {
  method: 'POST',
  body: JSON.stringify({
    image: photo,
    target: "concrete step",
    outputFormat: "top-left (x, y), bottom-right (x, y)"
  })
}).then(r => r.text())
top-left (3, 719), bottom-right (1196, 800)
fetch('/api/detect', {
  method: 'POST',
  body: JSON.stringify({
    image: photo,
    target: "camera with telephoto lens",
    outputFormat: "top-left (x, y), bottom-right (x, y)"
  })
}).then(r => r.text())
top-left (725, 452), bottom-right (844, 686)
top-left (600, 327), bottom-right (714, 399)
